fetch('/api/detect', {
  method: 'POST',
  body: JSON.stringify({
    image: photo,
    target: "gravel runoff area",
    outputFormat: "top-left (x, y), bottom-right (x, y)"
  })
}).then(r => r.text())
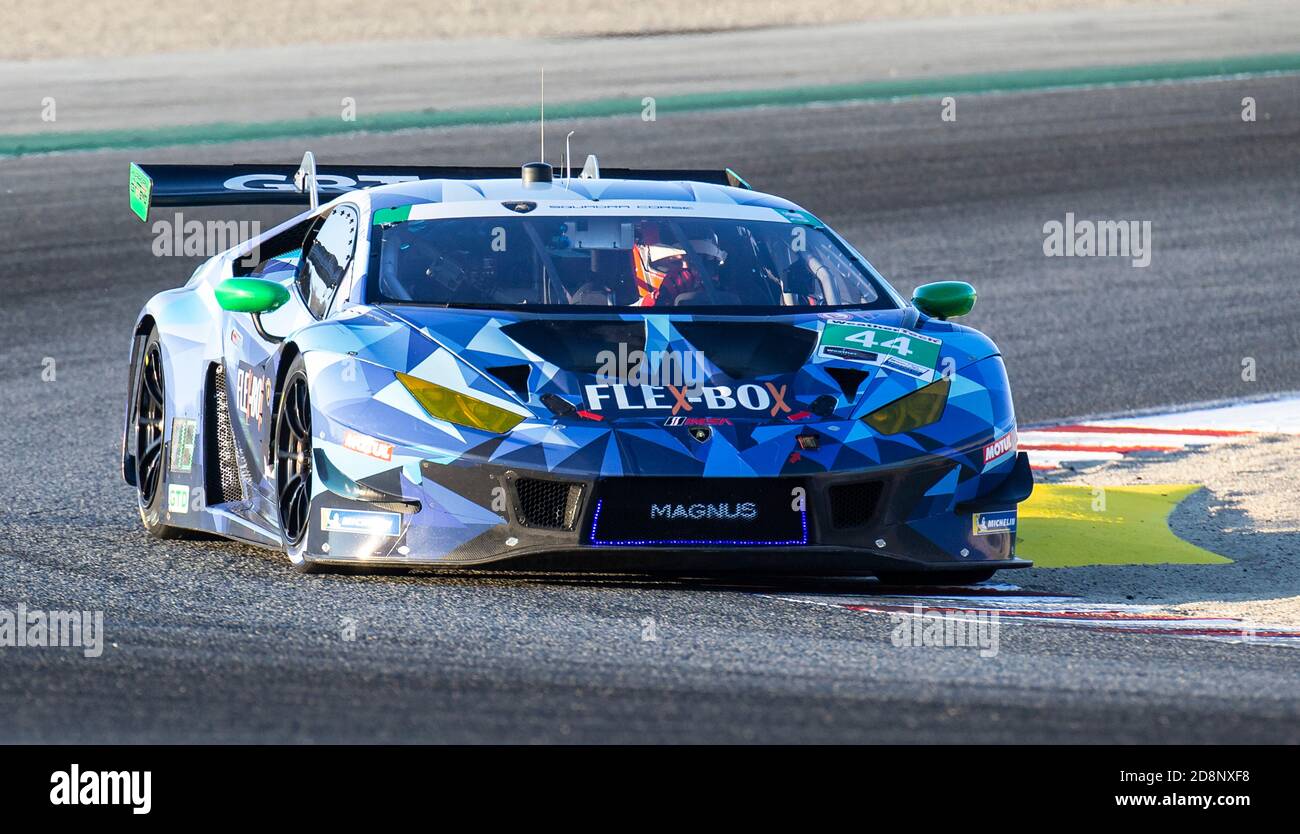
top-left (1, 0), bottom-right (1206, 60)
top-left (1018, 433), bottom-right (1300, 626)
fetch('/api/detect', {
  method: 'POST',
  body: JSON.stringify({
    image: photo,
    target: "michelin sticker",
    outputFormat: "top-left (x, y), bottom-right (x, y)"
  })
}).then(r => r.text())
top-left (168, 484), bottom-right (190, 514)
top-left (972, 510), bottom-right (1017, 536)
top-left (321, 508), bottom-right (401, 537)
top-left (818, 321), bottom-right (942, 380)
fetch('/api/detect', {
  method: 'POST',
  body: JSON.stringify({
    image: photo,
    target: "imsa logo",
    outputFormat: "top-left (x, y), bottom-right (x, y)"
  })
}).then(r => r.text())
top-left (663, 416), bottom-right (732, 427)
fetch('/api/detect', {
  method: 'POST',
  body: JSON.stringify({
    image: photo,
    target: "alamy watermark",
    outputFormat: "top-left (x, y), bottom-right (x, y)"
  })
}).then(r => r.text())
top-left (595, 343), bottom-right (708, 389)
top-left (0, 603), bottom-right (104, 658)
top-left (890, 603), bottom-right (1000, 658)
top-left (50, 765), bottom-right (150, 814)
top-left (151, 212), bottom-right (260, 265)
top-left (1043, 212), bottom-right (1152, 267)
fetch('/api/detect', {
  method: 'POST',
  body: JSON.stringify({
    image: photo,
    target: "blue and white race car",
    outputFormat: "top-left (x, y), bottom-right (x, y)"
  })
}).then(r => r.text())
top-left (123, 153), bottom-right (1032, 579)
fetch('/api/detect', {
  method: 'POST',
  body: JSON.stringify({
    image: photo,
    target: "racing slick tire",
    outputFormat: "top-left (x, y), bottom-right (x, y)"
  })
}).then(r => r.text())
top-left (131, 328), bottom-right (193, 539)
top-left (274, 353), bottom-right (326, 574)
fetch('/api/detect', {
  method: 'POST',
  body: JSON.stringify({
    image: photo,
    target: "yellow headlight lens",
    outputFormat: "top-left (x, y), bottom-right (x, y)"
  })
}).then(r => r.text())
top-left (396, 372), bottom-right (526, 434)
top-left (862, 376), bottom-right (950, 435)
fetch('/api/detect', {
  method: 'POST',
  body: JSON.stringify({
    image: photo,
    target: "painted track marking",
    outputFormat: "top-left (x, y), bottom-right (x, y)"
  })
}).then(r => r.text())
top-left (1023, 394), bottom-right (1300, 470)
top-left (769, 587), bottom-right (1300, 647)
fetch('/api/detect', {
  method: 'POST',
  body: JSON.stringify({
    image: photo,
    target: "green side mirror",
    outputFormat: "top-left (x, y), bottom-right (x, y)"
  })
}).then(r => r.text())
top-left (912, 281), bottom-right (976, 319)
top-left (214, 278), bottom-right (290, 314)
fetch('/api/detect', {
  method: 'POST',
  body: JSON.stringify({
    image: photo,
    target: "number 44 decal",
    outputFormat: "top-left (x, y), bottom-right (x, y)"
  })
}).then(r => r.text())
top-left (842, 328), bottom-right (915, 357)
top-left (817, 321), bottom-right (943, 374)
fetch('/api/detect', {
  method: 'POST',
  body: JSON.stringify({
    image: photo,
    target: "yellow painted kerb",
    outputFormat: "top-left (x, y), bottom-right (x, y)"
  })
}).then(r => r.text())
top-left (1015, 483), bottom-right (1231, 568)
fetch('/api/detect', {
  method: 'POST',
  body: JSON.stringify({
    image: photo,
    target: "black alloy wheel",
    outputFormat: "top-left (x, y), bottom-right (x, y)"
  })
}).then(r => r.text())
top-left (135, 342), bottom-right (167, 506)
top-left (275, 370), bottom-right (313, 546)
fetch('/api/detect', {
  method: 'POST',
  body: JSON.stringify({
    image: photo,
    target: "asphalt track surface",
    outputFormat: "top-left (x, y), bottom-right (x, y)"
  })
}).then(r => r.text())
top-left (1, 75), bottom-right (1299, 742)
top-left (6, 0), bottom-right (1299, 140)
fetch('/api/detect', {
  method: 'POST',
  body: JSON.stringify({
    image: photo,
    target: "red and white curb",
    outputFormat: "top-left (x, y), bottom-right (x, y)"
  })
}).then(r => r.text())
top-left (768, 587), bottom-right (1300, 646)
top-left (1020, 393), bottom-right (1300, 471)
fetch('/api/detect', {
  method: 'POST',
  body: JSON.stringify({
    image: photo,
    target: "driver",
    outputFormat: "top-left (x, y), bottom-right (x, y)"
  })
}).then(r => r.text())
top-left (652, 235), bottom-right (727, 306)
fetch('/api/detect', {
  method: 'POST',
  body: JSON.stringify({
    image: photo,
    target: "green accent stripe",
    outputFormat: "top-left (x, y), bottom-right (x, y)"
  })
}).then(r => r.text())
top-left (4, 53), bottom-right (1299, 158)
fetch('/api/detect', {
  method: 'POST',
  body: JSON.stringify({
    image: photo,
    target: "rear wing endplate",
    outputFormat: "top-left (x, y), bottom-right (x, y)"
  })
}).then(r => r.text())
top-left (127, 157), bottom-right (751, 222)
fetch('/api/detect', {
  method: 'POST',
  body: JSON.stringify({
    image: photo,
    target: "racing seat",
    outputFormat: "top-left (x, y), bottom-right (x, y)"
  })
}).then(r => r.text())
top-left (570, 283), bottom-right (613, 305)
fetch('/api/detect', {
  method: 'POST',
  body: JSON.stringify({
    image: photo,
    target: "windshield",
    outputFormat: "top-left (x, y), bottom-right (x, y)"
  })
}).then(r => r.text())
top-left (367, 213), bottom-right (894, 310)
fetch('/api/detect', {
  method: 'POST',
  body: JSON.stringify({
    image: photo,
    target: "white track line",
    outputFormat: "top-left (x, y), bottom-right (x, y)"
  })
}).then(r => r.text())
top-left (769, 593), bottom-right (1300, 646)
top-left (1078, 395), bottom-right (1300, 434)
top-left (1022, 394), bottom-right (1300, 470)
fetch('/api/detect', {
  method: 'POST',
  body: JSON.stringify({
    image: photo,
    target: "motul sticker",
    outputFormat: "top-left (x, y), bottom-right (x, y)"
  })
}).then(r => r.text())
top-left (342, 430), bottom-right (394, 461)
top-left (982, 429), bottom-right (1017, 465)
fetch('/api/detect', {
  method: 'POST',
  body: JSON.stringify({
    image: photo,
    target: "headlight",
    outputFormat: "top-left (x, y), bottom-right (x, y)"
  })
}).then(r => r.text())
top-left (396, 372), bottom-right (526, 434)
top-left (862, 376), bottom-right (950, 434)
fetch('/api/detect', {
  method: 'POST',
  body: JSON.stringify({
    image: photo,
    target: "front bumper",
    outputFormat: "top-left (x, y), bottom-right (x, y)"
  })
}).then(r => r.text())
top-left (300, 449), bottom-right (1035, 575)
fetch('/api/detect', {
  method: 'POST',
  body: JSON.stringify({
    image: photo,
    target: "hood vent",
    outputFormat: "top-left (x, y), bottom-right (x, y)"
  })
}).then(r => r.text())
top-left (673, 322), bottom-right (816, 380)
top-left (824, 366), bottom-right (870, 401)
top-left (501, 319), bottom-right (645, 375)
top-left (486, 364), bottom-right (531, 399)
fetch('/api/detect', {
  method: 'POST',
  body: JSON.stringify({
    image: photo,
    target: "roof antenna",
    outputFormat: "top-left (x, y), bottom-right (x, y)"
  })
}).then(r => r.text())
top-left (520, 68), bottom-right (555, 186)
top-left (294, 150), bottom-right (319, 211)
top-left (564, 130), bottom-right (575, 187)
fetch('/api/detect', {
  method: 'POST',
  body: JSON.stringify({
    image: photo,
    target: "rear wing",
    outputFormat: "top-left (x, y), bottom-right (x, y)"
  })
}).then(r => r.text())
top-left (127, 155), bottom-right (751, 222)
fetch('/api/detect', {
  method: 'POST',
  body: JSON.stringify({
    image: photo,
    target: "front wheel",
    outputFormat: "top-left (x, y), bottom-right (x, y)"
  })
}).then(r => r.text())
top-left (273, 355), bottom-right (321, 573)
top-left (271, 359), bottom-right (406, 576)
top-left (132, 329), bottom-right (191, 539)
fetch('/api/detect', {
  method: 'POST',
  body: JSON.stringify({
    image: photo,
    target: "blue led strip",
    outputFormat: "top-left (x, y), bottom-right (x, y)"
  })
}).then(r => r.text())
top-left (587, 499), bottom-right (809, 547)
